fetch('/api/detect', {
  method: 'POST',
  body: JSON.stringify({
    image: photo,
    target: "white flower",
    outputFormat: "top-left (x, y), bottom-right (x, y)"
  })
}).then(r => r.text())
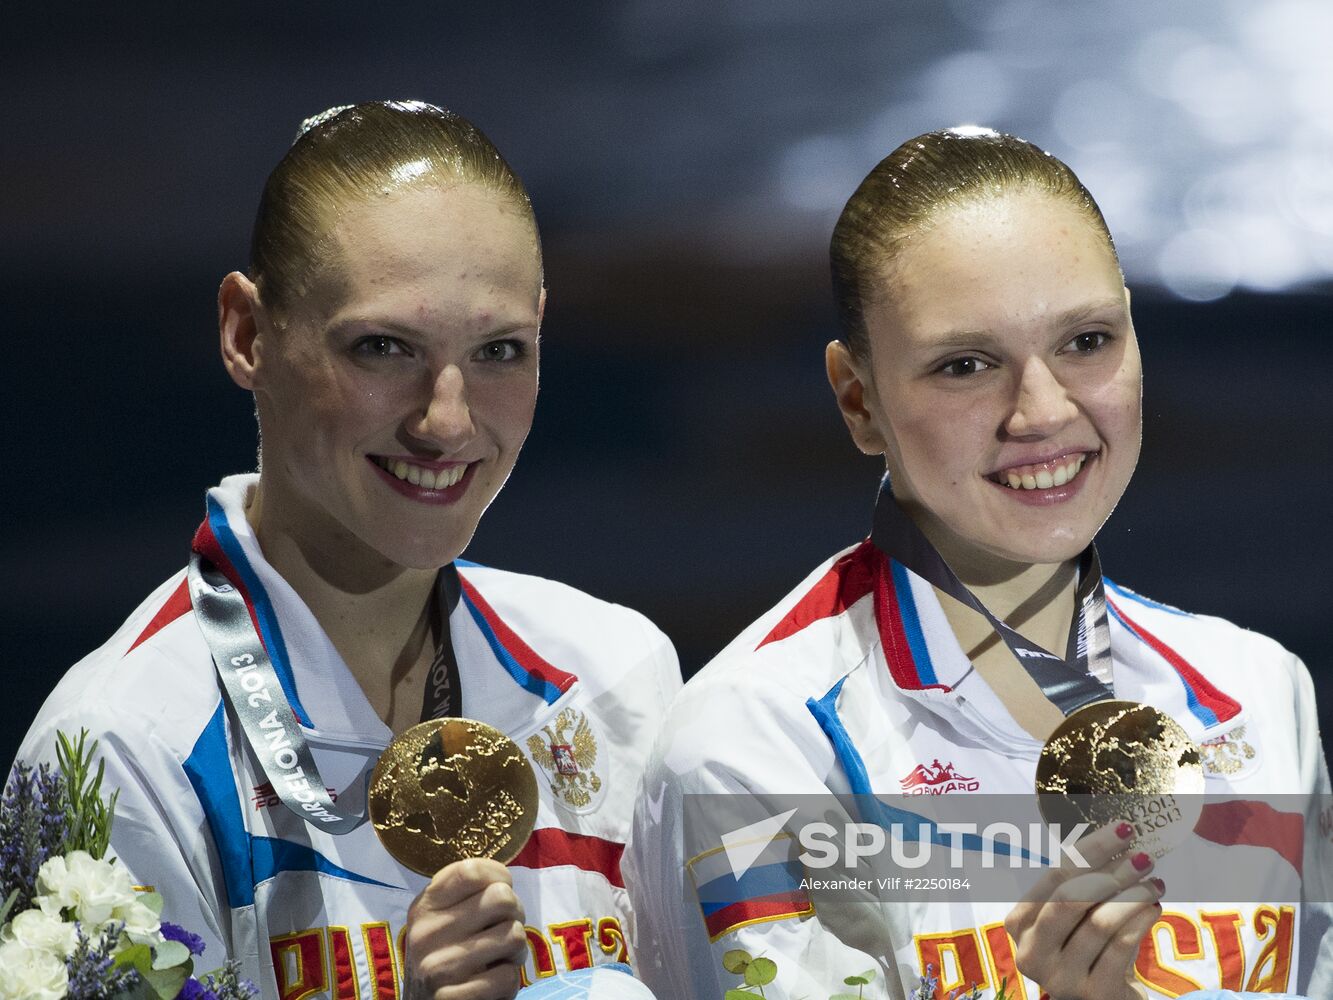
top-left (0, 939), bottom-right (68, 1000)
top-left (114, 894), bottom-right (163, 946)
top-left (0, 907), bottom-right (79, 956)
top-left (35, 849), bottom-right (137, 928)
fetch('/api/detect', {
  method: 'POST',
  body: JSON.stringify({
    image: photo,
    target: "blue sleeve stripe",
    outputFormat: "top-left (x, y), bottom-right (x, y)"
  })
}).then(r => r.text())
top-left (183, 703), bottom-right (255, 908)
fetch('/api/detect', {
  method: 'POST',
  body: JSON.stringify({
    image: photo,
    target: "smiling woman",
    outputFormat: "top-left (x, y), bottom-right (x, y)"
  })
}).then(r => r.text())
top-left (15, 101), bottom-right (679, 999)
top-left (625, 129), bottom-right (1331, 1000)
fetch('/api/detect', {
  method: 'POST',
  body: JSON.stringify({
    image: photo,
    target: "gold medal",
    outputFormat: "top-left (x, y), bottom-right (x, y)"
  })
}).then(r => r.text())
top-left (1036, 700), bottom-right (1204, 857)
top-left (369, 718), bottom-right (539, 875)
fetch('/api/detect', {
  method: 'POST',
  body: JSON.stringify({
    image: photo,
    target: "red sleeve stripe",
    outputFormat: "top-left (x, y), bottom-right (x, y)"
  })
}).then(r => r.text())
top-left (1196, 799), bottom-right (1304, 874)
top-left (125, 578), bottom-right (192, 655)
top-left (509, 828), bottom-right (625, 888)
top-left (758, 541), bottom-right (880, 649)
top-left (702, 890), bottom-right (815, 942)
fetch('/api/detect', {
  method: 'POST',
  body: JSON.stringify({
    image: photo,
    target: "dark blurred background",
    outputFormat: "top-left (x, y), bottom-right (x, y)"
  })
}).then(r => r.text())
top-left (5, 1), bottom-right (1331, 766)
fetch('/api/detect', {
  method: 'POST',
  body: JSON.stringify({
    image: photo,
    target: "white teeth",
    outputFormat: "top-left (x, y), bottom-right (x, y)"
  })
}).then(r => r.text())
top-left (375, 456), bottom-right (467, 489)
top-left (997, 454), bottom-right (1088, 491)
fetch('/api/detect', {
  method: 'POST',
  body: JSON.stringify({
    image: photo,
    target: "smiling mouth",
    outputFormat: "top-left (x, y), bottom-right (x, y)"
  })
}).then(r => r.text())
top-left (370, 456), bottom-right (469, 490)
top-left (989, 452), bottom-right (1091, 491)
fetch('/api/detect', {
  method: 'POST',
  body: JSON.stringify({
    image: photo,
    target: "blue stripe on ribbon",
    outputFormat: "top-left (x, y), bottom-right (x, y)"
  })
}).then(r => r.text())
top-left (890, 560), bottom-right (937, 685)
top-left (205, 496), bottom-right (311, 727)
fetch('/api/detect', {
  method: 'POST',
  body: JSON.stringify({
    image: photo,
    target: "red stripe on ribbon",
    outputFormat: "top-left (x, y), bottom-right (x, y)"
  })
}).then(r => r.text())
top-left (703, 890), bottom-right (814, 940)
top-left (758, 542), bottom-right (880, 649)
top-left (126, 578), bottom-right (192, 655)
top-left (1196, 799), bottom-right (1304, 874)
top-left (1109, 598), bottom-right (1241, 724)
top-left (510, 827), bottom-right (625, 888)
top-left (457, 575), bottom-right (577, 697)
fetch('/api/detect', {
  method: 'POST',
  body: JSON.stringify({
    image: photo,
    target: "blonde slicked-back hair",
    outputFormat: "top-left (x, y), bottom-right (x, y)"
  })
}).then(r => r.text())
top-left (830, 127), bottom-right (1117, 356)
top-left (250, 99), bottom-right (538, 319)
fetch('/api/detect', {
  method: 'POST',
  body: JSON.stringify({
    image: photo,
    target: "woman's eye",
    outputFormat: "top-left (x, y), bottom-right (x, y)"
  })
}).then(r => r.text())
top-left (1066, 331), bottom-right (1109, 353)
top-left (475, 339), bottom-right (523, 362)
top-left (352, 335), bottom-right (408, 357)
top-left (939, 356), bottom-right (992, 376)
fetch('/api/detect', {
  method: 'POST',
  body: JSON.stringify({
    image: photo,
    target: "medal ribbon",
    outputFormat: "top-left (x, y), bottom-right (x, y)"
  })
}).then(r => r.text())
top-left (189, 552), bottom-right (463, 833)
top-left (870, 478), bottom-right (1114, 716)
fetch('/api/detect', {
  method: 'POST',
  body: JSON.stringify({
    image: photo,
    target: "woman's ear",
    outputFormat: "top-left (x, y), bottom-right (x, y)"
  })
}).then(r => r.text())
top-left (825, 339), bottom-right (889, 456)
top-left (218, 272), bottom-right (266, 390)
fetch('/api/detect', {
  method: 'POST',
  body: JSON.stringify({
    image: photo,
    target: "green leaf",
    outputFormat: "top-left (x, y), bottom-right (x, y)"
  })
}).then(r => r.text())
top-left (830, 994), bottom-right (861, 1000)
top-left (139, 962), bottom-right (191, 999)
top-left (111, 977), bottom-right (161, 1000)
top-left (722, 949), bottom-right (753, 974)
top-left (151, 939), bottom-right (191, 970)
top-left (113, 942), bottom-right (155, 972)
top-left (725, 991), bottom-right (757, 1000)
top-left (744, 957), bottom-right (778, 986)
top-left (0, 888), bottom-right (19, 927)
top-left (137, 890), bottom-right (164, 916)
top-left (843, 976), bottom-right (869, 986)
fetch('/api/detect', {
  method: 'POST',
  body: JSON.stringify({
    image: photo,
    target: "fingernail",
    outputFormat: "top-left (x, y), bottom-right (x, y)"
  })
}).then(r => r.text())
top-left (1151, 877), bottom-right (1166, 894)
top-left (1132, 852), bottom-right (1152, 872)
top-left (1116, 822), bottom-right (1134, 840)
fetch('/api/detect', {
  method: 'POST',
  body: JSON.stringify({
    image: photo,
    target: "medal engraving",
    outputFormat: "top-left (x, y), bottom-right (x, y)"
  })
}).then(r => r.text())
top-left (1036, 700), bottom-right (1204, 857)
top-left (369, 718), bottom-right (539, 875)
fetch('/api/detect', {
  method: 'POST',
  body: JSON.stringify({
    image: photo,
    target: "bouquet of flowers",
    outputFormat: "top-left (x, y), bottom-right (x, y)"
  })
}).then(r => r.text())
top-left (0, 731), bottom-right (257, 1000)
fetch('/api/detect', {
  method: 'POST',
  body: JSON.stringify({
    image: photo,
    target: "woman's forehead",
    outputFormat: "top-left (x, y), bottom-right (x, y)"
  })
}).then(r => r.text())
top-left (868, 191), bottom-right (1125, 347)
top-left (290, 185), bottom-right (541, 321)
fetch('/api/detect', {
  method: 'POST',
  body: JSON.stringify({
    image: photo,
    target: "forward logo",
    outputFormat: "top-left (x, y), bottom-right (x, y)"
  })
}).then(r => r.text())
top-left (900, 759), bottom-right (980, 794)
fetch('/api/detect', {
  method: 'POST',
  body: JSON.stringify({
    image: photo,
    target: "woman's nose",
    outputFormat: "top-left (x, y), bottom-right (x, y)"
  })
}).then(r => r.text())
top-left (1004, 357), bottom-right (1078, 438)
top-left (415, 364), bottom-right (476, 448)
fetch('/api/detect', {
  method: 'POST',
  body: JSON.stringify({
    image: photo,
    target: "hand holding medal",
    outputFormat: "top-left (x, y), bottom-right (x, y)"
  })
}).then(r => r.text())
top-left (371, 718), bottom-right (540, 1000)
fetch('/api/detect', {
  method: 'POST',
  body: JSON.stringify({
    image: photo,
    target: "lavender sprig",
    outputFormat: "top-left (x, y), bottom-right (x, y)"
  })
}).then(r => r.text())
top-left (0, 759), bottom-right (68, 918)
top-left (190, 959), bottom-right (260, 1000)
top-left (65, 922), bottom-right (140, 998)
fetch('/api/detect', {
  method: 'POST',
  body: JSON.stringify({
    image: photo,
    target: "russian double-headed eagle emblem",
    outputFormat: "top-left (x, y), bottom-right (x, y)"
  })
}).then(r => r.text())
top-left (527, 707), bottom-right (603, 812)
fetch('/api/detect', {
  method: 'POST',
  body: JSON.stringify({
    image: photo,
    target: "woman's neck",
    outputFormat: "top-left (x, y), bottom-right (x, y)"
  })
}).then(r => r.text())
top-left (245, 481), bottom-right (439, 699)
top-left (914, 510), bottom-right (1081, 741)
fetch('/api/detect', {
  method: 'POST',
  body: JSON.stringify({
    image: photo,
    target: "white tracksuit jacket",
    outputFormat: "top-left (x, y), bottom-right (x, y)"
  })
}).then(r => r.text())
top-left (16, 475), bottom-right (681, 997)
top-left (625, 539), bottom-right (1332, 1000)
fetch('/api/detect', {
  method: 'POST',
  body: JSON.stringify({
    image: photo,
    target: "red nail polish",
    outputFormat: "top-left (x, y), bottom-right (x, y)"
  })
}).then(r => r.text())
top-left (1151, 877), bottom-right (1166, 893)
top-left (1132, 852), bottom-right (1152, 872)
top-left (1116, 822), bottom-right (1134, 839)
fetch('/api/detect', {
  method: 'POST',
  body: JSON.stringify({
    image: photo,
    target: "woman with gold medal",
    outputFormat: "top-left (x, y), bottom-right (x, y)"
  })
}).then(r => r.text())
top-left (16, 101), bottom-right (678, 999)
top-left (624, 128), bottom-right (1330, 1000)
